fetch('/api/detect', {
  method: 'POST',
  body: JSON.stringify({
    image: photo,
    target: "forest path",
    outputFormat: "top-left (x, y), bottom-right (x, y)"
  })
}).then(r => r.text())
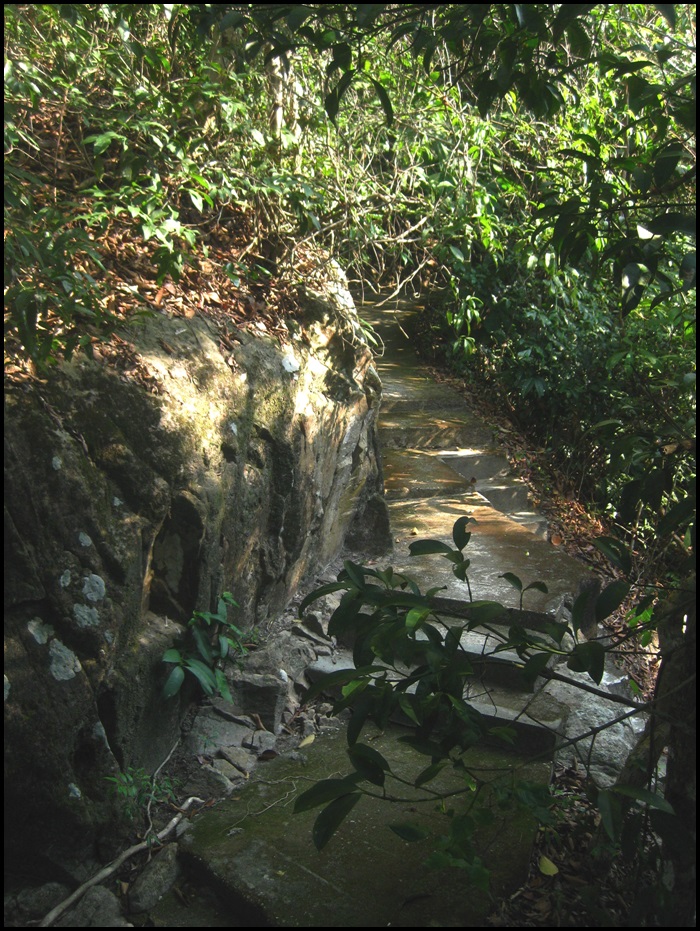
top-left (361, 296), bottom-right (588, 610)
top-left (173, 299), bottom-right (601, 928)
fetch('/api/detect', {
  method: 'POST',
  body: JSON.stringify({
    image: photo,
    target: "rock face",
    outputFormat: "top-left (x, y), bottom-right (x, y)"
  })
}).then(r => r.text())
top-left (3, 265), bottom-right (390, 876)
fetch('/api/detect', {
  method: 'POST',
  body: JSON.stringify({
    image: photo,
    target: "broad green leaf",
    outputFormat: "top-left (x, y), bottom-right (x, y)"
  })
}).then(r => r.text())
top-left (162, 664), bottom-right (185, 699)
top-left (406, 607), bottom-right (431, 630)
top-left (679, 252), bottom-right (696, 290)
top-left (397, 692), bottom-right (421, 725)
top-left (499, 572), bottom-right (523, 592)
top-left (414, 759), bottom-right (448, 787)
top-left (347, 742), bottom-right (390, 786)
top-left (593, 537), bottom-right (632, 575)
top-left (191, 625), bottom-right (213, 665)
top-left (312, 792), bottom-right (361, 850)
top-left (299, 581), bottom-right (350, 614)
top-left (214, 668), bottom-right (233, 703)
top-left (465, 601), bottom-right (508, 625)
top-left (566, 640), bottom-right (606, 684)
top-left (653, 4), bottom-right (676, 28)
top-left (390, 822), bottom-right (430, 842)
top-left (521, 651), bottom-right (551, 688)
top-left (162, 648), bottom-right (182, 664)
top-left (596, 789), bottom-right (623, 843)
top-left (595, 580), bottom-right (631, 621)
top-left (369, 77), bottom-right (394, 127)
top-left (409, 539), bottom-right (454, 557)
top-left (294, 776), bottom-right (361, 813)
top-left (304, 665), bottom-right (385, 702)
top-left (184, 658), bottom-right (217, 694)
top-left (611, 784), bottom-right (674, 813)
top-left (325, 70), bottom-right (356, 124)
top-left (646, 212), bottom-right (695, 237)
top-left (342, 560), bottom-right (367, 588)
top-left (397, 734), bottom-right (446, 758)
top-left (488, 725), bottom-right (517, 746)
top-left (452, 516), bottom-right (475, 550)
top-left (523, 580), bottom-right (549, 595)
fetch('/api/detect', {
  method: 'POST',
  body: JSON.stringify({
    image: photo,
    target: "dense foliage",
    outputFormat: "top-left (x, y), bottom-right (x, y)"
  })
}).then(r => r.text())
top-left (4, 4), bottom-right (696, 922)
top-left (5, 3), bottom-right (695, 564)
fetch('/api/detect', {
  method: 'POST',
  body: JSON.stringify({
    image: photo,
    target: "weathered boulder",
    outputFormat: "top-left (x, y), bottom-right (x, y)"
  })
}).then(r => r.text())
top-left (4, 265), bottom-right (390, 876)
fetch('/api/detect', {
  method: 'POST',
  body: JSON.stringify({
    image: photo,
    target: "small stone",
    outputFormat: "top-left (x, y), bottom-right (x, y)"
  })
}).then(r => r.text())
top-left (219, 745), bottom-right (256, 775)
top-left (55, 884), bottom-right (130, 927)
top-left (127, 844), bottom-right (180, 914)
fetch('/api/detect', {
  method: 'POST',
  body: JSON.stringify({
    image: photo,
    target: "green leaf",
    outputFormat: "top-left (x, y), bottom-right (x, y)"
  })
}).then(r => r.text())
top-left (184, 658), bottom-right (218, 695)
top-left (325, 70), bottom-right (356, 125)
top-left (521, 652), bottom-right (552, 688)
top-left (646, 212), bottom-right (695, 237)
top-left (464, 602), bottom-right (508, 625)
top-left (452, 516), bottom-right (475, 550)
top-left (539, 855), bottom-right (559, 876)
top-left (389, 822), bottom-right (430, 842)
top-left (303, 665), bottom-right (385, 702)
top-left (342, 560), bottom-right (366, 588)
top-left (653, 4), bottom-right (676, 28)
top-left (595, 580), bottom-right (631, 621)
top-left (369, 77), bottom-right (394, 127)
top-left (611, 785), bottom-right (674, 813)
top-left (596, 789), bottom-right (623, 843)
top-left (523, 580), bottom-right (549, 595)
top-left (191, 625), bottom-right (213, 664)
top-left (162, 648), bottom-right (182, 664)
top-left (294, 776), bottom-right (361, 813)
top-left (214, 668), bottom-right (233, 703)
top-left (299, 581), bottom-right (350, 614)
top-left (499, 572), bottom-right (523, 592)
top-left (409, 539), bottom-right (455, 557)
top-left (162, 664), bottom-right (185, 699)
top-left (347, 742), bottom-right (390, 786)
top-left (405, 606), bottom-right (431, 631)
top-left (414, 759), bottom-right (448, 787)
top-left (566, 640), bottom-right (606, 684)
top-left (679, 252), bottom-right (696, 290)
top-left (593, 538), bottom-right (632, 575)
top-left (312, 793), bottom-right (361, 850)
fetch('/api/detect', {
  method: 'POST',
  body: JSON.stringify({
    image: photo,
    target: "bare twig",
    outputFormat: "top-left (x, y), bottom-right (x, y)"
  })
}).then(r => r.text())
top-left (37, 796), bottom-right (203, 928)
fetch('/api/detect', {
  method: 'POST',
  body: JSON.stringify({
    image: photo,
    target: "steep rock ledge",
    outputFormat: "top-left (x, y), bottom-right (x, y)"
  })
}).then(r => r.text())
top-left (3, 266), bottom-right (390, 876)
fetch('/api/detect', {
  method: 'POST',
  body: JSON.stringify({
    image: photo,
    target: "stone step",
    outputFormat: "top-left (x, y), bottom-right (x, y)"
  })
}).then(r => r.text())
top-left (475, 478), bottom-right (532, 513)
top-left (438, 449), bottom-right (512, 481)
top-left (382, 448), bottom-right (476, 499)
top-left (379, 408), bottom-right (494, 450)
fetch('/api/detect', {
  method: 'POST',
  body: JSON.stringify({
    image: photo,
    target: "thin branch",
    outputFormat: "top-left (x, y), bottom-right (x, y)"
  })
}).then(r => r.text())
top-left (37, 796), bottom-right (204, 928)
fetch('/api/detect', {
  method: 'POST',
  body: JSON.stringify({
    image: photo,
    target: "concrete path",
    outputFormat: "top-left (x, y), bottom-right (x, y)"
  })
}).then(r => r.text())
top-left (362, 299), bottom-right (588, 610)
top-left (176, 300), bottom-right (603, 927)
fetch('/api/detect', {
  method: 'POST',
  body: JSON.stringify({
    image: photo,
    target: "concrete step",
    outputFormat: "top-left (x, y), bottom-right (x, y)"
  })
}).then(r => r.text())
top-left (382, 448), bottom-right (475, 499)
top-left (475, 478), bottom-right (531, 513)
top-left (379, 408), bottom-right (494, 449)
top-left (438, 449), bottom-right (512, 481)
